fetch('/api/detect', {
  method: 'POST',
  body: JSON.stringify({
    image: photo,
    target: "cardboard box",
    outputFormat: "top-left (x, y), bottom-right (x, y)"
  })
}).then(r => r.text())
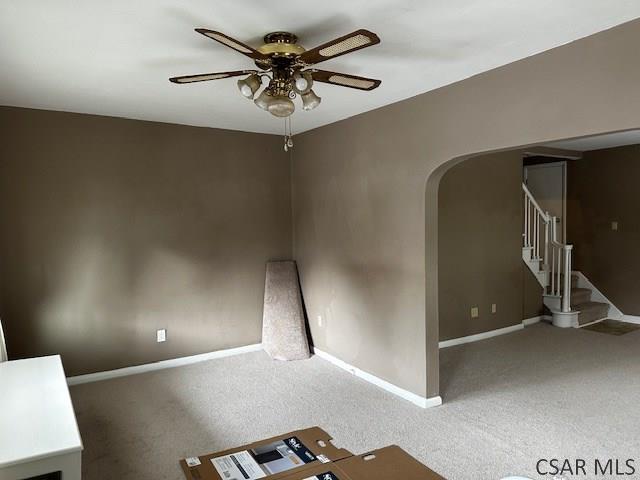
top-left (278, 445), bottom-right (446, 480)
top-left (180, 427), bottom-right (352, 480)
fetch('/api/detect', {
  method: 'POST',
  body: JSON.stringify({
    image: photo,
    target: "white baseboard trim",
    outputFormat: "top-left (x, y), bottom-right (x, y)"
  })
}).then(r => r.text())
top-left (67, 343), bottom-right (263, 386)
top-left (439, 316), bottom-right (548, 349)
top-left (0, 319), bottom-right (7, 363)
top-left (523, 315), bottom-right (550, 326)
top-left (312, 347), bottom-right (440, 409)
top-left (439, 322), bottom-right (528, 349)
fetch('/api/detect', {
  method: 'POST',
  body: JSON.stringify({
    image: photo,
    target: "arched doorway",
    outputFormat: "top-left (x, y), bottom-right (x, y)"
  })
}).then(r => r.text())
top-left (424, 130), bottom-right (640, 402)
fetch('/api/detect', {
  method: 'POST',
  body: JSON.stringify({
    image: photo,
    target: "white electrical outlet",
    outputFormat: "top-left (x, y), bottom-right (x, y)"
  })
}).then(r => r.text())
top-left (471, 307), bottom-right (479, 318)
top-left (491, 303), bottom-right (497, 314)
top-left (612, 221), bottom-right (618, 231)
top-left (157, 329), bottom-right (166, 343)
top-left (317, 315), bottom-right (323, 327)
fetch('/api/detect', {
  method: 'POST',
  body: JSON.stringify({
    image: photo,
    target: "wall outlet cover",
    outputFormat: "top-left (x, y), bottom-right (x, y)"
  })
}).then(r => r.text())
top-left (491, 303), bottom-right (497, 313)
top-left (317, 315), bottom-right (323, 327)
top-left (612, 221), bottom-right (618, 231)
top-left (157, 329), bottom-right (167, 343)
top-left (471, 307), bottom-right (479, 318)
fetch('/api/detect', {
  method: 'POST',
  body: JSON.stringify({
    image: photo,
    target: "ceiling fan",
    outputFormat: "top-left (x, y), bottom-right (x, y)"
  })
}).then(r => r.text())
top-left (169, 28), bottom-right (382, 118)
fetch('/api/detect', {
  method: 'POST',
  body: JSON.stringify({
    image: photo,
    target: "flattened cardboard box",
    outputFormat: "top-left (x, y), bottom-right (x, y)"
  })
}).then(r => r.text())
top-left (278, 445), bottom-right (446, 480)
top-left (180, 427), bottom-right (351, 480)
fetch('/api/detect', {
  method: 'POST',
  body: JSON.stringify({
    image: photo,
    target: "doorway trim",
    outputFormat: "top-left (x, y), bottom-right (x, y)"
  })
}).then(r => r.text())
top-left (523, 160), bottom-right (568, 242)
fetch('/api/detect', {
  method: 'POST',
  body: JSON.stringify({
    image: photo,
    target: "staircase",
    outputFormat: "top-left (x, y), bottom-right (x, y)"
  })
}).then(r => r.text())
top-left (522, 183), bottom-right (609, 328)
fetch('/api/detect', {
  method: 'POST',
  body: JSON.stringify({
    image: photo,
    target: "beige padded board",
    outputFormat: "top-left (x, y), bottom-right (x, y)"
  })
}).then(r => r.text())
top-left (262, 261), bottom-right (310, 361)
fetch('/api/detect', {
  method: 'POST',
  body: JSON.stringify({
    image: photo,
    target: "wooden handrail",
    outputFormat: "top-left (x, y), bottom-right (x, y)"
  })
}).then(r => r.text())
top-left (522, 183), bottom-right (550, 222)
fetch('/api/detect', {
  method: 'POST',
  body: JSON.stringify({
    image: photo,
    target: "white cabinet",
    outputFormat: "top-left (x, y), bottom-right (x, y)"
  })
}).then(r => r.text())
top-left (0, 355), bottom-right (83, 479)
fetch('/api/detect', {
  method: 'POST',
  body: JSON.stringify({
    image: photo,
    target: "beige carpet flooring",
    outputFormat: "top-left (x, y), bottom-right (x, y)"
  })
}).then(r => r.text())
top-left (70, 322), bottom-right (640, 480)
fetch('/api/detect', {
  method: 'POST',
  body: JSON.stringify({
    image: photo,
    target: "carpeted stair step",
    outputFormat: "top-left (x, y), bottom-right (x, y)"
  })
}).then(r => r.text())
top-left (570, 287), bottom-right (592, 306)
top-left (575, 301), bottom-right (609, 326)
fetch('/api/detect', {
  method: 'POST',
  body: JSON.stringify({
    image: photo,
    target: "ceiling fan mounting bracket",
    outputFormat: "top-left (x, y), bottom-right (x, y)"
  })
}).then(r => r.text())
top-left (263, 32), bottom-right (298, 45)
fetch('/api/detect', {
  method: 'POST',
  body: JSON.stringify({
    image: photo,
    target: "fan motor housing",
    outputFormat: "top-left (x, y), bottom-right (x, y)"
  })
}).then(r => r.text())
top-left (257, 31), bottom-right (305, 56)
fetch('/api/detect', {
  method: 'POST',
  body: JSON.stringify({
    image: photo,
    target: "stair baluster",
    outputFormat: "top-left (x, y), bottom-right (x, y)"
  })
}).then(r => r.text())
top-left (562, 245), bottom-right (573, 313)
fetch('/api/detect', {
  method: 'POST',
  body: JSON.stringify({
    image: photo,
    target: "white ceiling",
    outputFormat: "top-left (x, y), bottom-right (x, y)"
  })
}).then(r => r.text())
top-left (546, 130), bottom-right (640, 152)
top-left (2, 1), bottom-right (640, 135)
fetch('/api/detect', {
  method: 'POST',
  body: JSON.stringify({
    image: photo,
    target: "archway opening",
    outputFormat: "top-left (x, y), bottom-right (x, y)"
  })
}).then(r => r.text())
top-left (425, 129), bottom-right (640, 401)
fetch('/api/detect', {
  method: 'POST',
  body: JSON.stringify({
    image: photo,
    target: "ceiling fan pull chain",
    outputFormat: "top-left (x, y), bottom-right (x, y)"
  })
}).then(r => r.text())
top-left (283, 117), bottom-right (294, 152)
top-left (288, 116), bottom-right (294, 149)
top-left (283, 118), bottom-right (287, 152)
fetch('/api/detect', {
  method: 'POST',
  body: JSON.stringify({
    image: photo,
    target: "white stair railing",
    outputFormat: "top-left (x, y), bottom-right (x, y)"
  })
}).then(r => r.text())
top-left (522, 183), bottom-right (573, 313)
top-left (522, 183), bottom-right (549, 263)
top-left (548, 219), bottom-right (573, 313)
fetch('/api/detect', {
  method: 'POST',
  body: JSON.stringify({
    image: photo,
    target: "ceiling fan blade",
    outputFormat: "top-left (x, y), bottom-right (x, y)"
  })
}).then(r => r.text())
top-left (195, 29), bottom-right (268, 60)
top-left (169, 70), bottom-right (254, 84)
top-left (299, 29), bottom-right (380, 65)
top-left (310, 70), bottom-right (381, 91)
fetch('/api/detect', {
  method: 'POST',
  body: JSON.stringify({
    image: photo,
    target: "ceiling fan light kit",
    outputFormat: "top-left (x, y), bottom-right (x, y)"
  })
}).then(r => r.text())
top-left (169, 28), bottom-right (382, 119)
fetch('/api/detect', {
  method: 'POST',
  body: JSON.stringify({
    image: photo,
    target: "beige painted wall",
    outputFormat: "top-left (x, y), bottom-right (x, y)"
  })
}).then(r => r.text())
top-left (438, 151), bottom-right (523, 340)
top-left (0, 107), bottom-right (290, 376)
top-left (438, 150), bottom-right (545, 340)
top-left (523, 268), bottom-right (545, 320)
top-left (292, 19), bottom-right (640, 398)
top-left (568, 144), bottom-right (640, 315)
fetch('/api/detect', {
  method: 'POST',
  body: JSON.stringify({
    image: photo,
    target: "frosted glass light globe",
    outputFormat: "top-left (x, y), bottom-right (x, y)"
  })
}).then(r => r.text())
top-left (268, 96), bottom-right (295, 117)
